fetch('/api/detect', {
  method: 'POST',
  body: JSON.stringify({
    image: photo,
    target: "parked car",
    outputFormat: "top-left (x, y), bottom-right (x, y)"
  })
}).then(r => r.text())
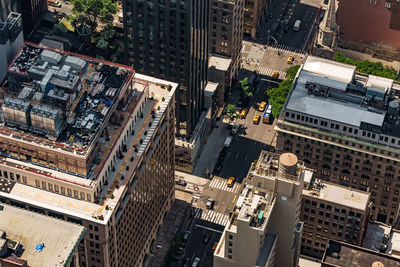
top-left (240, 108), bottom-right (248, 119)
top-left (284, 24), bottom-right (290, 33)
top-left (211, 242), bottom-right (218, 253)
top-left (258, 101), bottom-right (267, 112)
top-left (192, 258), bottom-right (200, 267)
top-left (203, 234), bottom-right (211, 244)
top-left (253, 114), bottom-right (261, 124)
top-left (183, 231), bottom-right (191, 242)
top-left (231, 124), bottom-right (239, 134)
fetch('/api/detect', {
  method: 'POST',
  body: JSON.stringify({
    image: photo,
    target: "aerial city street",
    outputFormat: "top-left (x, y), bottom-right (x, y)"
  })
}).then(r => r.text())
top-left (1, 0), bottom-right (400, 266)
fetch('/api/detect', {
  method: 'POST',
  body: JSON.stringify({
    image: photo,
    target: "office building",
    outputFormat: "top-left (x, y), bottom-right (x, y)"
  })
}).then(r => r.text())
top-left (276, 55), bottom-right (400, 226)
top-left (244, 0), bottom-right (269, 39)
top-left (0, 0), bottom-right (19, 22)
top-left (208, 54), bottom-right (232, 107)
top-left (0, 0), bottom-right (47, 35)
top-left (0, 203), bottom-right (86, 266)
top-left (0, 42), bottom-right (177, 267)
top-left (209, 0), bottom-right (244, 80)
top-left (122, 0), bottom-right (208, 138)
top-left (0, 13), bottom-right (24, 84)
top-left (301, 178), bottom-right (370, 259)
top-left (214, 152), bottom-right (306, 267)
top-left (322, 240), bottom-right (400, 267)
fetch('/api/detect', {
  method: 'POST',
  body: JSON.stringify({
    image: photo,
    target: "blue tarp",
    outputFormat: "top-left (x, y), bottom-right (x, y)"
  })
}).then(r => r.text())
top-left (35, 243), bottom-right (44, 252)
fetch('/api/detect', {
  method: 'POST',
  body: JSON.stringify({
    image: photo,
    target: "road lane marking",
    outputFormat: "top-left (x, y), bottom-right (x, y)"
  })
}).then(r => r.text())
top-left (195, 224), bottom-right (223, 233)
top-left (232, 194), bottom-right (237, 203)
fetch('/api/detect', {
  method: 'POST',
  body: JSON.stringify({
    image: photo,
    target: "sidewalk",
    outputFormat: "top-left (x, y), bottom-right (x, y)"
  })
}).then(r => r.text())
top-left (192, 118), bottom-right (230, 178)
top-left (175, 170), bottom-right (209, 186)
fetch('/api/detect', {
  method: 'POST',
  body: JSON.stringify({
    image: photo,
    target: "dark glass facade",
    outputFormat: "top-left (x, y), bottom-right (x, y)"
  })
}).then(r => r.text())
top-left (123, 0), bottom-right (209, 138)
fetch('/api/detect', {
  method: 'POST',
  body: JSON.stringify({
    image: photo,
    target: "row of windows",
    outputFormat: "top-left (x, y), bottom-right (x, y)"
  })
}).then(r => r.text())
top-left (34, 179), bottom-right (92, 201)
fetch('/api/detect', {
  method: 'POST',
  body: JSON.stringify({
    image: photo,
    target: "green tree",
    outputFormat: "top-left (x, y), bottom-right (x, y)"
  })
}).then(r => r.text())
top-left (225, 104), bottom-right (237, 122)
top-left (267, 65), bottom-right (300, 118)
top-left (70, 0), bottom-right (118, 32)
top-left (335, 52), bottom-right (399, 81)
top-left (239, 77), bottom-right (253, 97)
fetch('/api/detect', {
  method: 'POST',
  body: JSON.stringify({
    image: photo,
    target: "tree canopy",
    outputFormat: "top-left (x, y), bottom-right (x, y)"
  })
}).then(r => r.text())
top-left (239, 77), bottom-right (253, 97)
top-left (225, 104), bottom-right (237, 122)
top-left (267, 65), bottom-right (300, 118)
top-left (70, 0), bottom-right (118, 32)
top-left (336, 52), bottom-right (400, 81)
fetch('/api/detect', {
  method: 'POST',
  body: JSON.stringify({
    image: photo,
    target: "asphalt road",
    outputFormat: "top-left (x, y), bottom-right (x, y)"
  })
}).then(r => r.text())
top-left (181, 216), bottom-right (223, 267)
top-left (217, 79), bottom-right (277, 184)
top-left (255, 0), bottom-right (323, 51)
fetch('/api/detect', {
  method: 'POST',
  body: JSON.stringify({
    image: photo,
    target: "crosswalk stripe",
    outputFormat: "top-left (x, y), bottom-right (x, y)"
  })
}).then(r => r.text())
top-left (197, 209), bottom-right (230, 226)
top-left (209, 178), bottom-right (241, 193)
top-left (257, 67), bottom-right (287, 79)
top-left (185, 184), bottom-right (204, 193)
top-left (265, 44), bottom-right (306, 57)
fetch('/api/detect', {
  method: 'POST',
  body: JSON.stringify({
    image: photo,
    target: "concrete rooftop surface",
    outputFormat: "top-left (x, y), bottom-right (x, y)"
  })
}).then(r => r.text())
top-left (0, 203), bottom-right (85, 267)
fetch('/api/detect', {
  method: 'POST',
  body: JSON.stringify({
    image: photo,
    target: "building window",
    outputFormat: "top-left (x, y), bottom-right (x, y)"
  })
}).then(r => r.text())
top-left (35, 179), bottom-right (40, 187)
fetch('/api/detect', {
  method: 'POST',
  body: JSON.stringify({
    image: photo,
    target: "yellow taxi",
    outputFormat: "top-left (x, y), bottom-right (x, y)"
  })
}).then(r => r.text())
top-left (287, 55), bottom-right (294, 64)
top-left (253, 114), bottom-right (260, 124)
top-left (240, 108), bottom-right (248, 119)
top-left (272, 70), bottom-right (279, 80)
top-left (227, 176), bottom-right (235, 187)
top-left (258, 101), bottom-right (267, 111)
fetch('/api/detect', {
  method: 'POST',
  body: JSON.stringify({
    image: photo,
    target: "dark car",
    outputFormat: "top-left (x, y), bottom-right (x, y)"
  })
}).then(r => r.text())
top-left (183, 231), bottom-right (191, 242)
top-left (176, 179), bottom-right (187, 187)
top-left (203, 234), bottom-right (210, 244)
top-left (206, 198), bottom-right (215, 210)
top-left (284, 24), bottom-right (290, 33)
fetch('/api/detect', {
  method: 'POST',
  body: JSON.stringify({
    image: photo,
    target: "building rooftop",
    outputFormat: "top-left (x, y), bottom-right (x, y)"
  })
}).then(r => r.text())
top-left (0, 73), bottom-right (178, 223)
top-left (363, 221), bottom-right (400, 259)
top-left (303, 179), bottom-right (370, 211)
top-left (303, 55), bottom-right (356, 84)
top-left (232, 184), bottom-right (275, 230)
top-left (0, 203), bottom-right (85, 267)
top-left (208, 54), bottom-right (232, 71)
top-left (323, 240), bottom-right (400, 267)
top-left (253, 150), bottom-right (308, 183)
top-left (284, 55), bottom-right (400, 140)
top-left (5, 43), bottom-right (132, 156)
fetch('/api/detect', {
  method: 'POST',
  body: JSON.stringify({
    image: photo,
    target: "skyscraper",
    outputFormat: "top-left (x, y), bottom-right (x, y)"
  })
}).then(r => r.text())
top-left (0, 42), bottom-right (178, 267)
top-left (209, 0), bottom-right (244, 79)
top-left (214, 152), bottom-right (305, 267)
top-left (123, 0), bottom-right (209, 138)
top-left (0, 0), bottom-right (47, 35)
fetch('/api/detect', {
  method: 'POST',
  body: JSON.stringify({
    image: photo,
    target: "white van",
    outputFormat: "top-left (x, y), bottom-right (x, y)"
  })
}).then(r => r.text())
top-left (293, 20), bottom-right (301, 31)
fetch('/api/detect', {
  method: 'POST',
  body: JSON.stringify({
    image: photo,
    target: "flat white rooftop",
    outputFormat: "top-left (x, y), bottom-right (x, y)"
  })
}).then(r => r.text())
top-left (0, 203), bottom-right (85, 267)
top-left (303, 55), bottom-right (356, 84)
top-left (208, 54), bottom-right (232, 71)
top-left (303, 181), bottom-right (370, 211)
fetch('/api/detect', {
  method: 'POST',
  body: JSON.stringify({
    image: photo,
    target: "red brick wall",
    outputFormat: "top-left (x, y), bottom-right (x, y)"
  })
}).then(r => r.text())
top-left (337, 0), bottom-right (400, 49)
